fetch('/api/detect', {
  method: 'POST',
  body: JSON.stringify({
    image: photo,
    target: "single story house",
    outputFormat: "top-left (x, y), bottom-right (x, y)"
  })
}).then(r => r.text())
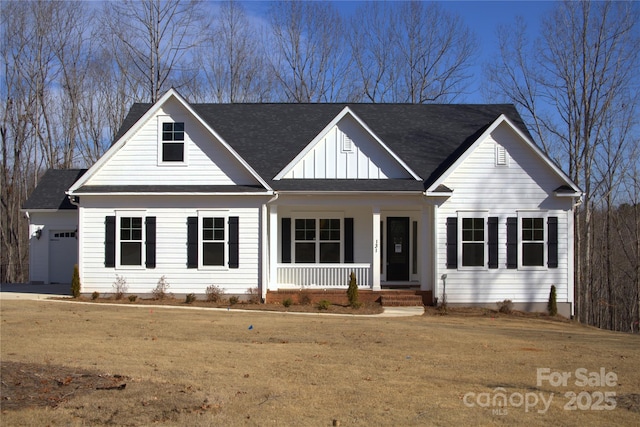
top-left (23, 89), bottom-right (581, 316)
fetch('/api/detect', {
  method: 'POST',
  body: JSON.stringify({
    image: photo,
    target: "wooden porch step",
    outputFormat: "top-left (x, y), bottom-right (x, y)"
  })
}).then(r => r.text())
top-left (380, 294), bottom-right (424, 307)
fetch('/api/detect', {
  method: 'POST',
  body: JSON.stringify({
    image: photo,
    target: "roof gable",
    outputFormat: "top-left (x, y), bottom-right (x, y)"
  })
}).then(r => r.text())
top-left (69, 89), bottom-right (271, 194)
top-left (426, 114), bottom-right (581, 195)
top-left (274, 107), bottom-right (420, 180)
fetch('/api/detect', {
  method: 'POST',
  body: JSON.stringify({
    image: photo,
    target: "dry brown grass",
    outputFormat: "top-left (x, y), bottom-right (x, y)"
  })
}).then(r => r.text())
top-left (1, 300), bottom-right (638, 426)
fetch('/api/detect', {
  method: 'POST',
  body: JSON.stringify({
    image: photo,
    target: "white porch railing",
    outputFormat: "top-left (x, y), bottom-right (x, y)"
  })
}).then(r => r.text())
top-left (276, 263), bottom-right (370, 288)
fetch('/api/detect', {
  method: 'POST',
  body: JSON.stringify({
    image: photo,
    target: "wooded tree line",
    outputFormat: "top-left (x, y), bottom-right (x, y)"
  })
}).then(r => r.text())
top-left (1, 1), bottom-right (638, 332)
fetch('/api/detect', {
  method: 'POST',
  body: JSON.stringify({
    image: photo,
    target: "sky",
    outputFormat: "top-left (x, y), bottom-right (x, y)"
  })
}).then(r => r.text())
top-left (240, 0), bottom-right (557, 103)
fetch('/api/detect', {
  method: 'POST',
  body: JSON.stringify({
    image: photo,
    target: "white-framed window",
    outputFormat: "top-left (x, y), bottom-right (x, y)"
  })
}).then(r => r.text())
top-left (294, 218), bottom-right (342, 263)
top-left (458, 212), bottom-right (488, 268)
top-left (198, 212), bottom-right (228, 269)
top-left (116, 211), bottom-right (145, 268)
top-left (517, 211), bottom-right (547, 268)
top-left (158, 117), bottom-right (186, 164)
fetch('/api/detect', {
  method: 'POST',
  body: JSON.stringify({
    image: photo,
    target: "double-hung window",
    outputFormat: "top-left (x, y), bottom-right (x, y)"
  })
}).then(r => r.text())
top-left (521, 217), bottom-right (545, 267)
top-left (202, 217), bottom-right (226, 266)
top-left (319, 219), bottom-right (341, 263)
top-left (120, 216), bottom-right (143, 266)
top-left (461, 217), bottom-right (485, 267)
top-left (295, 219), bottom-right (316, 263)
top-left (159, 118), bottom-right (185, 163)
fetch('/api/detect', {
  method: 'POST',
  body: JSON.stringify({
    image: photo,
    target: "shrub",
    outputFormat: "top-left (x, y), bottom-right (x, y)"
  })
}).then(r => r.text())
top-left (347, 271), bottom-right (360, 308)
top-left (128, 295), bottom-right (137, 302)
top-left (298, 291), bottom-right (312, 305)
top-left (91, 291), bottom-right (100, 300)
top-left (229, 296), bottom-right (239, 305)
top-left (282, 298), bottom-right (293, 308)
top-left (152, 276), bottom-right (171, 300)
top-left (497, 299), bottom-right (513, 314)
top-left (246, 287), bottom-right (260, 304)
top-left (317, 299), bottom-right (331, 310)
top-left (70, 264), bottom-right (81, 298)
top-left (185, 293), bottom-right (196, 304)
top-left (112, 274), bottom-right (128, 300)
top-left (205, 284), bottom-right (224, 302)
top-left (548, 285), bottom-right (558, 316)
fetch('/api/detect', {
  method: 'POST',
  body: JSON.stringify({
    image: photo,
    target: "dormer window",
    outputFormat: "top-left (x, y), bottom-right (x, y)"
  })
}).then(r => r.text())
top-left (159, 120), bottom-right (185, 163)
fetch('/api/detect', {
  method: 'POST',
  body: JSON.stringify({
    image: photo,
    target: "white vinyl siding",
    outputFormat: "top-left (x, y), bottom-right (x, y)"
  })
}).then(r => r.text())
top-left (85, 98), bottom-right (259, 187)
top-left (282, 115), bottom-right (412, 179)
top-left (435, 121), bottom-right (573, 305)
top-left (78, 195), bottom-right (264, 295)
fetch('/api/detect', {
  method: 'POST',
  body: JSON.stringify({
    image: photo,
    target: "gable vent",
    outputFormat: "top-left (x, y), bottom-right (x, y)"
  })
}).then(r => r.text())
top-left (496, 144), bottom-right (508, 166)
top-left (342, 134), bottom-right (354, 152)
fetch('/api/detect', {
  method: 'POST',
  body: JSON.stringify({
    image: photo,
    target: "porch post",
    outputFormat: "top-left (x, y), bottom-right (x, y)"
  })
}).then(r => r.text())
top-left (372, 207), bottom-right (381, 290)
top-left (269, 204), bottom-right (278, 290)
top-left (420, 205), bottom-right (430, 291)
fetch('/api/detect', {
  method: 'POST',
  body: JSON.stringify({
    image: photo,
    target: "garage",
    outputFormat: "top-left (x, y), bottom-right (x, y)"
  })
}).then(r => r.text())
top-left (48, 230), bottom-right (77, 284)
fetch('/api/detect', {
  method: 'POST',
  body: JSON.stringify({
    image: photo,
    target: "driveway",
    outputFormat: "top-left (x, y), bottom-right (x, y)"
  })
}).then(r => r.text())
top-left (0, 283), bottom-right (70, 299)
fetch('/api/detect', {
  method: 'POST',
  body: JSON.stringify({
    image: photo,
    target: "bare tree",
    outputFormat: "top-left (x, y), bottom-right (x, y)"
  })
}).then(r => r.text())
top-left (267, 1), bottom-right (353, 102)
top-left (486, 1), bottom-right (640, 329)
top-left (101, 0), bottom-right (210, 103)
top-left (197, 0), bottom-right (271, 103)
top-left (350, 1), bottom-right (477, 103)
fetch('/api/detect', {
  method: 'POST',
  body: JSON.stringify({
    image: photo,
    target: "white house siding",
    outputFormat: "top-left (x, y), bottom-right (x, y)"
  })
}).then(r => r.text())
top-left (28, 211), bottom-right (78, 284)
top-left (78, 195), bottom-right (267, 296)
top-left (283, 115), bottom-right (412, 180)
top-left (86, 98), bottom-right (259, 187)
top-left (435, 122), bottom-right (573, 306)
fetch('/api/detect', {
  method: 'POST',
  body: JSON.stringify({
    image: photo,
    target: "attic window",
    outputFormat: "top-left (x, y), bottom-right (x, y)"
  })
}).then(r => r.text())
top-left (160, 121), bottom-right (185, 163)
top-left (342, 134), bottom-right (353, 152)
top-left (495, 144), bottom-right (508, 166)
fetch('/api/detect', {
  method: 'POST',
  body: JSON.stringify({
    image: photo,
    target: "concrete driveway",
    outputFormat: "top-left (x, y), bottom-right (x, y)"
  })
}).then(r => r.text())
top-left (0, 283), bottom-right (70, 299)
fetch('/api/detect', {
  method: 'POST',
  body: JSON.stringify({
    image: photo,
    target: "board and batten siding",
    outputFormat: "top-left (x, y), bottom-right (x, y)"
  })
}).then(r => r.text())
top-left (78, 195), bottom-right (264, 295)
top-left (435, 122), bottom-right (574, 305)
top-left (86, 98), bottom-right (259, 187)
top-left (282, 115), bottom-right (412, 180)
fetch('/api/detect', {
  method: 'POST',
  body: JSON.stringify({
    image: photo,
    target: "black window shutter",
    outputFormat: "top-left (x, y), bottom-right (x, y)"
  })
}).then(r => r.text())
top-left (548, 216), bottom-right (558, 268)
top-left (281, 218), bottom-right (291, 263)
top-left (446, 217), bottom-right (457, 269)
top-left (105, 216), bottom-right (116, 268)
top-left (145, 217), bottom-right (156, 268)
top-left (228, 216), bottom-right (239, 269)
top-left (506, 217), bottom-right (518, 269)
top-left (488, 217), bottom-right (498, 269)
top-left (344, 218), bottom-right (354, 263)
top-left (187, 216), bottom-right (198, 268)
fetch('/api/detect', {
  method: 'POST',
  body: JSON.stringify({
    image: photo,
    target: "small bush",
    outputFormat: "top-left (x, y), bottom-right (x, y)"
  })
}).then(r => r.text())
top-left (128, 295), bottom-right (137, 302)
top-left (229, 296), bottom-right (239, 305)
top-left (548, 285), bottom-right (558, 316)
top-left (282, 298), bottom-right (293, 307)
top-left (246, 287), bottom-right (260, 304)
top-left (347, 271), bottom-right (360, 308)
top-left (497, 299), bottom-right (513, 314)
top-left (152, 275), bottom-right (171, 300)
top-left (71, 264), bottom-right (81, 298)
top-left (91, 291), bottom-right (100, 300)
top-left (205, 284), bottom-right (224, 302)
top-left (298, 291), bottom-right (312, 305)
top-left (112, 274), bottom-right (128, 300)
top-left (317, 299), bottom-right (331, 310)
top-left (185, 293), bottom-right (196, 304)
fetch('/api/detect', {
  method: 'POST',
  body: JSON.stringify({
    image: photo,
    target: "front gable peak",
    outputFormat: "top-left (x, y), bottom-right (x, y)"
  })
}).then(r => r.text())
top-left (274, 107), bottom-right (421, 181)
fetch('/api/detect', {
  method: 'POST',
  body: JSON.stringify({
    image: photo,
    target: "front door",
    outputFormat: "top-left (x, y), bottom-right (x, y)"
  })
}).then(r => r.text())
top-left (386, 217), bottom-right (409, 281)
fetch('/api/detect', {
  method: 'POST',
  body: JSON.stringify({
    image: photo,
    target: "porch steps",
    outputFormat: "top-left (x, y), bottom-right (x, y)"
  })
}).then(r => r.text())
top-left (380, 293), bottom-right (424, 307)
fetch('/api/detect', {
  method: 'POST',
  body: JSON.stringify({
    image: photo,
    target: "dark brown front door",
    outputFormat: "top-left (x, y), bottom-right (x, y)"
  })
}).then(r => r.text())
top-left (386, 217), bottom-right (409, 281)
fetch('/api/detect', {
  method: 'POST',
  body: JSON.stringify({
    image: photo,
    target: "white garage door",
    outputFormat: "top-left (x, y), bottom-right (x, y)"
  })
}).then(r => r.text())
top-left (49, 231), bottom-right (78, 284)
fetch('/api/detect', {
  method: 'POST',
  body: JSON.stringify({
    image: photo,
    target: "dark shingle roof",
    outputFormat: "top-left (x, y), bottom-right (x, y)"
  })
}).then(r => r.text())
top-left (22, 169), bottom-right (87, 210)
top-left (113, 103), bottom-right (533, 192)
